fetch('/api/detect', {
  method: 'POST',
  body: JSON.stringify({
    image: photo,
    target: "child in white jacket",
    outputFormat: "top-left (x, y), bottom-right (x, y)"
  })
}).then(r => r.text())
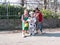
top-left (27, 12), bottom-right (36, 36)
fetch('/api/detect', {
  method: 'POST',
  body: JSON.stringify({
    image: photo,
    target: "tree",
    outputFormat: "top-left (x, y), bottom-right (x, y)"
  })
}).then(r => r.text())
top-left (44, 0), bottom-right (47, 9)
top-left (54, 0), bottom-right (57, 12)
top-left (21, 0), bottom-right (24, 7)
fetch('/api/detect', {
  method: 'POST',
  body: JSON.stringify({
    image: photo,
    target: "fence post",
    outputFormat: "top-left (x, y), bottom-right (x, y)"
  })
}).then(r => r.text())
top-left (6, 2), bottom-right (8, 19)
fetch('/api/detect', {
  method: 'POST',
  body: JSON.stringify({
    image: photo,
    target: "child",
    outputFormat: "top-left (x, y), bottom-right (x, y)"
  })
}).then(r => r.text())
top-left (21, 9), bottom-right (29, 37)
top-left (27, 11), bottom-right (36, 36)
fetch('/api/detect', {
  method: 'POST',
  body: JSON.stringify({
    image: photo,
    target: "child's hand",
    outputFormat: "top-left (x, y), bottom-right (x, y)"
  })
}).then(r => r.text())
top-left (24, 21), bottom-right (28, 24)
top-left (31, 20), bottom-right (34, 23)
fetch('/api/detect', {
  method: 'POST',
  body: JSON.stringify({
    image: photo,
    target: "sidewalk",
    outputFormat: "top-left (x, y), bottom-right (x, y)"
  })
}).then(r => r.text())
top-left (0, 28), bottom-right (60, 45)
top-left (0, 28), bottom-right (60, 34)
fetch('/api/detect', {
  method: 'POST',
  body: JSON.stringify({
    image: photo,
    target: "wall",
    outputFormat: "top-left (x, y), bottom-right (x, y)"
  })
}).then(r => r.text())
top-left (0, 19), bottom-right (60, 30)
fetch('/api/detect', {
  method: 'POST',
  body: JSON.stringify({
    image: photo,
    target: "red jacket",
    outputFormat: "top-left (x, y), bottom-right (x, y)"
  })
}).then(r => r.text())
top-left (36, 12), bottom-right (42, 22)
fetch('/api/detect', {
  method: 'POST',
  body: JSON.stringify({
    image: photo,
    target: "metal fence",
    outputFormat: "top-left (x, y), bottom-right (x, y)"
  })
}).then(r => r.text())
top-left (0, 2), bottom-right (44, 19)
top-left (0, 1), bottom-right (60, 19)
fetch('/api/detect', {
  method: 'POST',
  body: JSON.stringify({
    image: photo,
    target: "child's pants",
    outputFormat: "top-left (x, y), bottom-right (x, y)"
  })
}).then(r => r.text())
top-left (37, 22), bottom-right (42, 32)
top-left (29, 27), bottom-right (35, 35)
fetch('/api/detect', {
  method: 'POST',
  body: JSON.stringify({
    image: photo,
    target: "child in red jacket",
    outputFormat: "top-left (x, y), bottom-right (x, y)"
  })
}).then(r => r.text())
top-left (35, 8), bottom-right (43, 34)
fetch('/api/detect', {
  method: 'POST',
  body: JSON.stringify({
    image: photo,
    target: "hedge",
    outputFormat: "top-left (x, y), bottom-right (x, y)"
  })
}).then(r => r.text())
top-left (0, 4), bottom-right (59, 19)
top-left (0, 4), bottom-right (25, 19)
top-left (41, 9), bottom-right (59, 19)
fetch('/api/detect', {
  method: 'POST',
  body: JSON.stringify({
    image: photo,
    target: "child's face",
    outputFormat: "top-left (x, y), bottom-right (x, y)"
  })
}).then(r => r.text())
top-left (24, 10), bottom-right (28, 15)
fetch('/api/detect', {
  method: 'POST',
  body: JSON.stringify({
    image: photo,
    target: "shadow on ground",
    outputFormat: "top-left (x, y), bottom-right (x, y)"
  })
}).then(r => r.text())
top-left (35, 33), bottom-right (60, 37)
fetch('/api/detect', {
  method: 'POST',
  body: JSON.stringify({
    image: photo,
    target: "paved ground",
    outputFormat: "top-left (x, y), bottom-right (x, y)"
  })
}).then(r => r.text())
top-left (0, 28), bottom-right (60, 45)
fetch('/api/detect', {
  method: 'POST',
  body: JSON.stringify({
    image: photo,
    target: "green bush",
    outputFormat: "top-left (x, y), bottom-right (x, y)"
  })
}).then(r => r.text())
top-left (40, 9), bottom-right (59, 19)
top-left (41, 9), bottom-right (53, 18)
top-left (0, 4), bottom-right (25, 19)
top-left (0, 4), bottom-right (59, 19)
top-left (0, 5), bottom-right (6, 15)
